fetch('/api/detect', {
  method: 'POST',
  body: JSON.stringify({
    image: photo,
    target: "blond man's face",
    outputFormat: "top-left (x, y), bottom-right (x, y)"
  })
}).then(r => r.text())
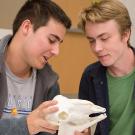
top-left (85, 20), bottom-right (130, 67)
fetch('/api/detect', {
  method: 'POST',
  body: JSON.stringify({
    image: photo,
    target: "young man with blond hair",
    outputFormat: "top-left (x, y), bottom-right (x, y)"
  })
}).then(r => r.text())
top-left (77, 0), bottom-right (135, 135)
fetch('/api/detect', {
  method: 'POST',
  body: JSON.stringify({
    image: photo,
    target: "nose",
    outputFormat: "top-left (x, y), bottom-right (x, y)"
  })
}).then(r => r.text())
top-left (93, 40), bottom-right (103, 52)
top-left (51, 44), bottom-right (59, 56)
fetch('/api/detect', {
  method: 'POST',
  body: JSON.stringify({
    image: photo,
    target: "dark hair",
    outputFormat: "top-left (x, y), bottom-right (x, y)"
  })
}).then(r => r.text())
top-left (13, 0), bottom-right (71, 36)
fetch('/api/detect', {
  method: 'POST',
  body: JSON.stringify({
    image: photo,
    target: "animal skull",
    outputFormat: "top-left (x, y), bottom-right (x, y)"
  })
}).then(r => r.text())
top-left (46, 95), bottom-right (107, 135)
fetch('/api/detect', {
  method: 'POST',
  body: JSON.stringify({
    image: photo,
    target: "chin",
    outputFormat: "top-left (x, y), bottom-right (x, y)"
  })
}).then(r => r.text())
top-left (35, 64), bottom-right (45, 70)
top-left (100, 61), bottom-right (113, 67)
top-left (34, 61), bottom-right (48, 69)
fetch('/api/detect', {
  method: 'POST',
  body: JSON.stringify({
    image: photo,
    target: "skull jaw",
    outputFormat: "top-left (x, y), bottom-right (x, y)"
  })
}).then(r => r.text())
top-left (58, 113), bottom-right (107, 135)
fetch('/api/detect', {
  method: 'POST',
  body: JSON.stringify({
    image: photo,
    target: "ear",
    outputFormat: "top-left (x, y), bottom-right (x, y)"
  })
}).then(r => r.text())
top-left (20, 19), bottom-right (33, 35)
top-left (122, 29), bottom-right (131, 43)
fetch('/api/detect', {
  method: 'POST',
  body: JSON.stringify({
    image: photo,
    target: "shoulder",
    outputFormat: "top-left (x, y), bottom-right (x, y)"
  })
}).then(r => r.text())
top-left (43, 63), bottom-right (58, 76)
top-left (0, 35), bottom-right (12, 53)
top-left (81, 61), bottom-right (106, 79)
top-left (37, 63), bottom-right (59, 82)
top-left (83, 61), bottom-right (102, 74)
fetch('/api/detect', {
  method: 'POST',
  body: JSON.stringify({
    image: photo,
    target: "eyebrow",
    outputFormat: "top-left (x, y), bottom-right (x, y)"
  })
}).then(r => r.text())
top-left (50, 34), bottom-right (63, 43)
top-left (87, 33), bottom-right (109, 39)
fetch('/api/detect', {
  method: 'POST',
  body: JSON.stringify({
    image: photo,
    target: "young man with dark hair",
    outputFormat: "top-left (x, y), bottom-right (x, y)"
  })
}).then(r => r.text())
top-left (0, 0), bottom-right (71, 135)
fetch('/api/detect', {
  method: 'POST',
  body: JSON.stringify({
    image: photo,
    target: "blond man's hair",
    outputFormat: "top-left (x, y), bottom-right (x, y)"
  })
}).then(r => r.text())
top-left (78, 0), bottom-right (131, 39)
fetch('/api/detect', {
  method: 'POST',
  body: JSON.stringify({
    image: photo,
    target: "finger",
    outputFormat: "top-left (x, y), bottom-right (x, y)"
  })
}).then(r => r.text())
top-left (43, 105), bottom-right (59, 116)
top-left (74, 128), bottom-right (91, 135)
top-left (82, 128), bottom-right (89, 133)
top-left (39, 100), bottom-right (58, 110)
top-left (35, 123), bottom-right (57, 135)
top-left (74, 131), bottom-right (83, 135)
top-left (39, 120), bottom-right (59, 131)
top-left (39, 127), bottom-right (57, 134)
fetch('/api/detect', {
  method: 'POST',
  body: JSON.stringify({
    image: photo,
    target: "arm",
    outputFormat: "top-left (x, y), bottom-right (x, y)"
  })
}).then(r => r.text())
top-left (77, 67), bottom-right (96, 135)
top-left (0, 117), bottom-right (29, 135)
top-left (29, 81), bottom-right (60, 135)
top-left (0, 101), bottom-right (59, 135)
top-left (78, 70), bottom-right (90, 100)
top-left (27, 100), bottom-right (59, 135)
top-left (78, 66), bottom-right (97, 104)
top-left (37, 83), bottom-right (60, 135)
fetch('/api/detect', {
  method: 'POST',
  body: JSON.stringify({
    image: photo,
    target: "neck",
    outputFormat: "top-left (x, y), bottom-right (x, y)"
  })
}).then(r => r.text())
top-left (107, 48), bottom-right (135, 77)
top-left (5, 59), bottom-right (32, 78)
top-left (5, 38), bottom-right (32, 79)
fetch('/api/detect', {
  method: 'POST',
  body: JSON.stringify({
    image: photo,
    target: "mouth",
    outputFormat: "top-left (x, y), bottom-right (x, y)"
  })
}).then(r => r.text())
top-left (44, 56), bottom-right (48, 63)
top-left (98, 54), bottom-right (109, 60)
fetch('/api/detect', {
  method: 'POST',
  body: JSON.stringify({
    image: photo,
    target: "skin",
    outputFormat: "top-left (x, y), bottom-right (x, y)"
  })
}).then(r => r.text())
top-left (5, 18), bottom-right (66, 78)
top-left (85, 19), bottom-right (134, 77)
top-left (5, 18), bottom-right (66, 134)
top-left (75, 128), bottom-right (91, 135)
top-left (76, 19), bottom-right (134, 135)
top-left (27, 100), bottom-right (59, 134)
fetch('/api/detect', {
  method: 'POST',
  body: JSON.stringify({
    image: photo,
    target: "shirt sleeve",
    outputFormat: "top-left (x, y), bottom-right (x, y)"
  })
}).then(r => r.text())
top-left (0, 116), bottom-right (29, 135)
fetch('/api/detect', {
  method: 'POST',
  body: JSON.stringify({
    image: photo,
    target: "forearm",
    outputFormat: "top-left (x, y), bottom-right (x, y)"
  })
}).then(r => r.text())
top-left (0, 116), bottom-right (29, 135)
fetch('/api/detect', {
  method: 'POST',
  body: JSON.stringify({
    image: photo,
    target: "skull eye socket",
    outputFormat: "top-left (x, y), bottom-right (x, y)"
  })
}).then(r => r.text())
top-left (58, 111), bottom-right (69, 120)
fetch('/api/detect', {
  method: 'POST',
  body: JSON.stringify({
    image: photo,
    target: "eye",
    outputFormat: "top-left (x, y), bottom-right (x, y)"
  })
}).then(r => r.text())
top-left (101, 38), bottom-right (108, 41)
top-left (88, 39), bottom-right (96, 45)
top-left (48, 37), bottom-right (57, 44)
top-left (101, 36), bottom-right (110, 41)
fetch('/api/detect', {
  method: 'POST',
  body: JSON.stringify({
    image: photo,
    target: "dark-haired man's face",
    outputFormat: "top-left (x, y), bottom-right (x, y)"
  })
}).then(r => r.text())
top-left (21, 18), bottom-right (66, 69)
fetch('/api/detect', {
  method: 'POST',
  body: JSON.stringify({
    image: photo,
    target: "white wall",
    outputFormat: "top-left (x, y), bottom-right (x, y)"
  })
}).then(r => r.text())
top-left (0, 0), bottom-right (135, 46)
top-left (121, 0), bottom-right (135, 47)
top-left (0, 28), bottom-right (12, 39)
